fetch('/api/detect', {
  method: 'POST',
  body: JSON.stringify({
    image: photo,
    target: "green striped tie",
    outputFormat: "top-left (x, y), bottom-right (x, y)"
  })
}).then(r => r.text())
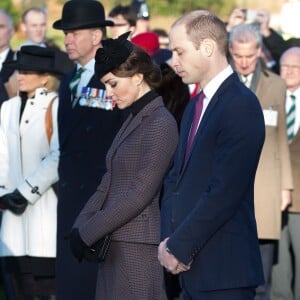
top-left (287, 94), bottom-right (296, 142)
top-left (69, 67), bottom-right (84, 97)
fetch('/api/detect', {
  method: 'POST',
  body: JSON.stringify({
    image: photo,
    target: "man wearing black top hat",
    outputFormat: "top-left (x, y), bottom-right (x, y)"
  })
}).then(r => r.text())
top-left (52, 1), bottom-right (123, 299)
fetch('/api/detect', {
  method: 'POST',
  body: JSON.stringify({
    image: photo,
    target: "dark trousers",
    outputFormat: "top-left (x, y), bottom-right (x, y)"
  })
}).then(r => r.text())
top-left (255, 239), bottom-right (276, 300)
top-left (182, 287), bottom-right (256, 300)
top-left (271, 212), bottom-right (300, 300)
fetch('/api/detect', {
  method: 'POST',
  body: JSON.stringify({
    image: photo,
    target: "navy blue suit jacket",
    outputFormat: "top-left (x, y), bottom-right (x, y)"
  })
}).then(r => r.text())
top-left (56, 68), bottom-right (124, 300)
top-left (161, 72), bottom-right (265, 292)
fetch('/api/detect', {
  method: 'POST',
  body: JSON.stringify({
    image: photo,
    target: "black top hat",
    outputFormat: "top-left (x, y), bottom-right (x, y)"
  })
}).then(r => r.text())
top-left (53, 0), bottom-right (113, 30)
top-left (4, 46), bottom-right (63, 75)
top-left (95, 32), bottom-right (133, 79)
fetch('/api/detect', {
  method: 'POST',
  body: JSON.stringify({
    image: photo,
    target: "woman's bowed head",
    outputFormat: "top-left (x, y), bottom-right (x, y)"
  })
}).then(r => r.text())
top-left (95, 31), bottom-right (133, 79)
top-left (95, 31), bottom-right (162, 110)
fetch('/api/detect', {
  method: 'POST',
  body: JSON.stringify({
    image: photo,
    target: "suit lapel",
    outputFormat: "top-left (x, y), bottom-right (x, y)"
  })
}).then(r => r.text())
top-left (179, 73), bottom-right (238, 177)
top-left (59, 72), bottom-right (102, 144)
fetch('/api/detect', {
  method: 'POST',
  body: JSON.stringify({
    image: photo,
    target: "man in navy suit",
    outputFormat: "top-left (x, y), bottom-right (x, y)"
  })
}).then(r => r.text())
top-left (52, 1), bottom-right (123, 299)
top-left (159, 10), bottom-right (265, 300)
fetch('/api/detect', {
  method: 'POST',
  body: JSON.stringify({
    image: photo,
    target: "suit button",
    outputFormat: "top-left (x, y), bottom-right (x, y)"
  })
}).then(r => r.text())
top-left (79, 184), bottom-right (86, 190)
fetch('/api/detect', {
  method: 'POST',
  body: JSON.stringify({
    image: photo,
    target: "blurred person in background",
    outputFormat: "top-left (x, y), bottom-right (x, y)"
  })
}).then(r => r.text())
top-left (0, 10), bottom-right (15, 105)
top-left (20, 7), bottom-right (47, 47)
top-left (130, 0), bottom-right (150, 36)
top-left (0, 45), bottom-right (61, 300)
top-left (271, 46), bottom-right (300, 300)
top-left (0, 10), bottom-right (15, 83)
top-left (20, 7), bottom-right (73, 77)
top-left (226, 8), bottom-right (289, 74)
top-left (229, 23), bottom-right (293, 300)
top-left (152, 28), bottom-right (170, 49)
top-left (131, 31), bottom-right (172, 65)
top-left (107, 4), bottom-right (136, 39)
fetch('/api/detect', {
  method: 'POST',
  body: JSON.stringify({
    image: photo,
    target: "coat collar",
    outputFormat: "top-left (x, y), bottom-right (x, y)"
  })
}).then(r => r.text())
top-left (106, 96), bottom-right (165, 163)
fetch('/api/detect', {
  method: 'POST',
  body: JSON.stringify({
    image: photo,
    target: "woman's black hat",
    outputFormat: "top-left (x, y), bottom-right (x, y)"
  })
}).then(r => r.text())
top-left (95, 32), bottom-right (133, 79)
top-left (53, 0), bottom-right (113, 31)
top-left (4, 46), bottom-right (63, 75)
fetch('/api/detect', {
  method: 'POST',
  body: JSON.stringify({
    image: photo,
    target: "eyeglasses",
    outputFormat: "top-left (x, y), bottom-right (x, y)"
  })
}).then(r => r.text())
top-left (280, 64), bottom-right (300, 70)
top-left (113, 23), bottom-right (130, 27)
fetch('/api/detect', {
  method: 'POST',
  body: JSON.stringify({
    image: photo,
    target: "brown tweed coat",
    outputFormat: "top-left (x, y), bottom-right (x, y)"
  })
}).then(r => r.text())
top-left (289, 130), bottom-right (300, 212)
top-left (254, 69), bottom-right (293, 239)
top-left (74, 96), bottom-right (178, 299)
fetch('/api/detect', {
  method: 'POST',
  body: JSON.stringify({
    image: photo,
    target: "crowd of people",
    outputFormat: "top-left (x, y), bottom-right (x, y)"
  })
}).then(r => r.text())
top-left (0, 0), bottom-right (299, 299)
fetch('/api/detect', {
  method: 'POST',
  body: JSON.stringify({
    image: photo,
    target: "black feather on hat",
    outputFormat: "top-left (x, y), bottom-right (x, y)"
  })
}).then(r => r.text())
top-left (95, 32), bottom-right (133, 79)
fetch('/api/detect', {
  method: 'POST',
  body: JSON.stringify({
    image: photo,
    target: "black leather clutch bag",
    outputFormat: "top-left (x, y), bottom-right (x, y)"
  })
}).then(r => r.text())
top-left (84, 234), bottom-right (112, 263)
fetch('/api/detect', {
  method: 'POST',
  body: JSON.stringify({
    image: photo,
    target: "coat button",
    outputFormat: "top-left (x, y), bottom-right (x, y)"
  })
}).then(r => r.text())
top-left (25, 120), bottom-right (29, 124)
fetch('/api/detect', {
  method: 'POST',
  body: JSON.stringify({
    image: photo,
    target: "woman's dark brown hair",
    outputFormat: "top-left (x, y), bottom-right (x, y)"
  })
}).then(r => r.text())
top-left (112, 45), bottom-right (162, 89)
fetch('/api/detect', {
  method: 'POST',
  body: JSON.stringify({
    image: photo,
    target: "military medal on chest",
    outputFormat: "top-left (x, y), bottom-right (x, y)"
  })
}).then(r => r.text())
top-left (79, 86), bottom-right (116, 110)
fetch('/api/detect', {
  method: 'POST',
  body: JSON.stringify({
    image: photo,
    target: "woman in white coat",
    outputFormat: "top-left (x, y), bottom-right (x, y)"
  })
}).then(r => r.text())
top-left (0, 45), bottom-right (61, 300)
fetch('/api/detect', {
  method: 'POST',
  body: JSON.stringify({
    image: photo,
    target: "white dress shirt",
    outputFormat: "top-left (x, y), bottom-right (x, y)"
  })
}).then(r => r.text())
top-left (76, 59), bottom-right (95, 97)
top-left (286, 88), bottom-right (300, 136)
top-left (0, 48), bottom-right (10, 71)
top-left (195, 65), bottom-right (234, 130)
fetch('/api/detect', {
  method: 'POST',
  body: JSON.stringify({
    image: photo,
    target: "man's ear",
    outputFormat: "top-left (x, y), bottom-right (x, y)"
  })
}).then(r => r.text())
top-left (20, 22), bottom-right (27, 34)
top-left (92, 29), bottom-right (103, 45)
top-left (200, 38), bottom-right (215, 57)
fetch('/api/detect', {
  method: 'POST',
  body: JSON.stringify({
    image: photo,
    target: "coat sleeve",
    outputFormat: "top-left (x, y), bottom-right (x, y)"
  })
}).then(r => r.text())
top-left (276, 81), bottom-right (293, 190)
top-left (0, 124), bottom-right (10, 196)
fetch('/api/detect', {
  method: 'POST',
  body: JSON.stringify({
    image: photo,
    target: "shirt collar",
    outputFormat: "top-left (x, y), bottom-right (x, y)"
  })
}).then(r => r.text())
top-left (288, 88), bottom-right (300, 99)
top-left (202, 65), bottom-right (233, 100)
top-left (79, 59), bottom-right (95, 73)
top-left (0, 48), bottom-right (10, 62)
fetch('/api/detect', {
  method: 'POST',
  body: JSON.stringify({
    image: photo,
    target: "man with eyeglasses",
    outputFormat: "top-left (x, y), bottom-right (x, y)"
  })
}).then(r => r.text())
top-left (108, 4), bottom-right (136, 39)
top-left (229, 23), bottom-right (293, 300)
top-left (271, 47), bottom-right (300, 300)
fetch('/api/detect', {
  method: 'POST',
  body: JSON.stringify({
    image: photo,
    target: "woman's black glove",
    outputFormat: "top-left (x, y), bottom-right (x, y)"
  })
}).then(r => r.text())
top-left (69, 228), bottom-right (89, 262)
top-left (0, 189), bottom-right (28, 215)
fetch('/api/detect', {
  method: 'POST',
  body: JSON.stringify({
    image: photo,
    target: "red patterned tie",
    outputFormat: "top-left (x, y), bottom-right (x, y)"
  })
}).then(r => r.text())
top-left (185, 91), bottom-right (205, 160)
